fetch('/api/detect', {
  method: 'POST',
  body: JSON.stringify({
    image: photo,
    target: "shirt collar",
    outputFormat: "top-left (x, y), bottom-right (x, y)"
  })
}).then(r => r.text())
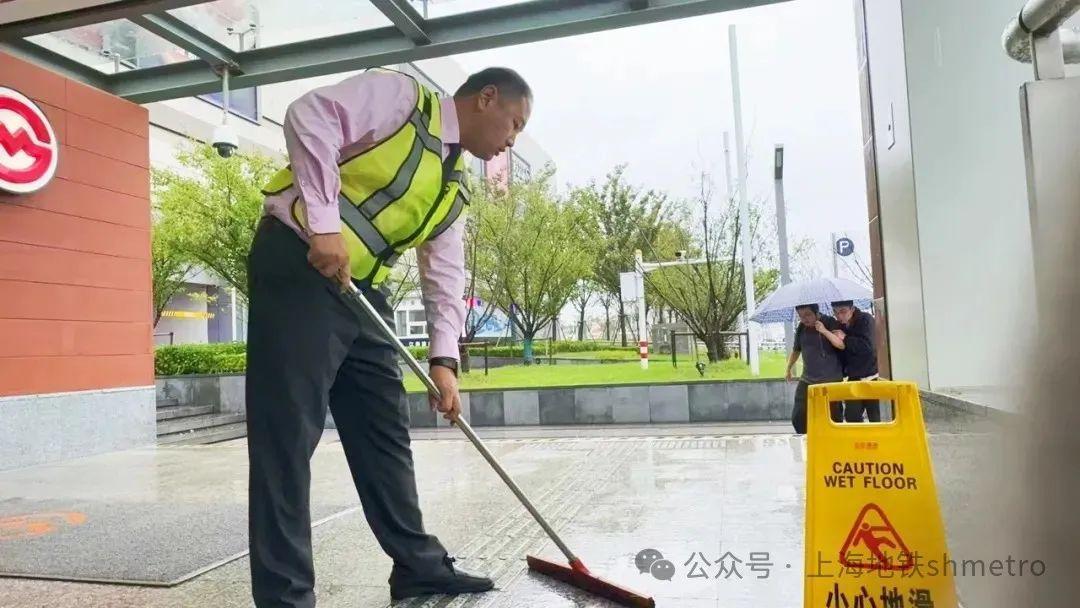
top-left (440, 96), bottom-right (460, 145)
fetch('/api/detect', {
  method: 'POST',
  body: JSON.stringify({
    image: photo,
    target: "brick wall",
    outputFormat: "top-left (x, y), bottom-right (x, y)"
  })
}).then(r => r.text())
top-left (0, 52), bottom-right (153, 397)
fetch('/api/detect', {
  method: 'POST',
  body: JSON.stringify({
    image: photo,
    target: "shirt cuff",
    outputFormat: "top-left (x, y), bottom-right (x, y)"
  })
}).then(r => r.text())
top-left (305, 201), bottom-right (341, 235)
top-left (428, 331), bottom-right (460, 361)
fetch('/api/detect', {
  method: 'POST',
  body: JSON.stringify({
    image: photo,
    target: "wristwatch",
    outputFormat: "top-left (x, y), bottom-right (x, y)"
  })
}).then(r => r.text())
top-left (429, 356), bottom-right (459, 377)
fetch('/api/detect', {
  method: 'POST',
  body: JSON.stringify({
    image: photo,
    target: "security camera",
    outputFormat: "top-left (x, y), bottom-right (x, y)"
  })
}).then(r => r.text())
top-left (212, 124), bottom-right (238, 158)
top-left (675, 250), bottom-right (687, 260)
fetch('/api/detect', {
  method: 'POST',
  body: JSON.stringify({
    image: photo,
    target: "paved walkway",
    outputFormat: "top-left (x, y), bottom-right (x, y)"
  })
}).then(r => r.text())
top-left (0, 410), bottom-right (1001, 607)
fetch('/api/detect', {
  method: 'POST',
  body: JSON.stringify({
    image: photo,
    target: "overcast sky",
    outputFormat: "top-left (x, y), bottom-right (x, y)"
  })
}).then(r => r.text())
top-left (436, 0), bottom-right (870, 279)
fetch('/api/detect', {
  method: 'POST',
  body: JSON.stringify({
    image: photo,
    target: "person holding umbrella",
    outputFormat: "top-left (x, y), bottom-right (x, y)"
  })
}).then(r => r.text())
top-left (786, 303), bottom-right (846, 434)
top-left (749, 277), bottom-right (871, 433)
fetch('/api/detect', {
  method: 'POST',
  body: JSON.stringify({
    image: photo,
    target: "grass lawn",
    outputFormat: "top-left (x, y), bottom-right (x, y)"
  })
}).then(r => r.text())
top-left (548, 349), bottom-right (741, 362)
top-left (404, 351), bottom-right (788, 392)
top-left (550, 349), bottom-right (641, 360)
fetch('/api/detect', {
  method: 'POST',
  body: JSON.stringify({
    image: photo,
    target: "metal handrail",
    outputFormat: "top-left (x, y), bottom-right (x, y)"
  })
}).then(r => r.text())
top-left (1003, 0), bottom-right (1080, 63)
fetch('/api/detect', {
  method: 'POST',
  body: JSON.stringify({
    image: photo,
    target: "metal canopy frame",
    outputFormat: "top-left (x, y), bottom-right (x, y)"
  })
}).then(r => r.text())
top-left (128, 11), bottom-right (240, 69)
top-left (0, 0), bottom-right (785, 104)
top-left (370, 0), bottom-right (430, 45)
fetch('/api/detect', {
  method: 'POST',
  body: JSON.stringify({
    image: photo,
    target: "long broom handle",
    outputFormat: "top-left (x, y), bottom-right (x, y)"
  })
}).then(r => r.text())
top-left (343, 282), bottom-right (578, 563)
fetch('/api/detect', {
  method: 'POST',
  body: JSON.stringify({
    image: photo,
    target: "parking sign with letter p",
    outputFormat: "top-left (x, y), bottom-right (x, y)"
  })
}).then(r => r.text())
top-left (835, 237), bottom-right (855, 258)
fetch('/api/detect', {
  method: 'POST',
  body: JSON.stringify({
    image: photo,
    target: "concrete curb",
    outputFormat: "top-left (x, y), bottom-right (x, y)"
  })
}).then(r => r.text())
top-left (919, 389), bottom-right (1017, 425)
top-left (157, 374), bottom-right (797, 428)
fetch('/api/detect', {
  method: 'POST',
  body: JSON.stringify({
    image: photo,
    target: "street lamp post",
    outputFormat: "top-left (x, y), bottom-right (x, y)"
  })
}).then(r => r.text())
top-left (728, 24), bottom-right (760, 376)
top-left (774, 145), bottom-right (794, 352)
top-left (633, 250), bottom-right (649, 369)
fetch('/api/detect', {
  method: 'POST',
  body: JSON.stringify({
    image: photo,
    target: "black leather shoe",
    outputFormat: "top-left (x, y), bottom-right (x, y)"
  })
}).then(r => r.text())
top-left (389, 556), bottom-right (494, 600)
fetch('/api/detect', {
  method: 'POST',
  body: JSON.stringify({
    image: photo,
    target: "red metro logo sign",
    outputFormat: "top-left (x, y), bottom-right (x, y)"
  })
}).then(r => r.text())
top-left (0, 87), bottom-right (59, 194)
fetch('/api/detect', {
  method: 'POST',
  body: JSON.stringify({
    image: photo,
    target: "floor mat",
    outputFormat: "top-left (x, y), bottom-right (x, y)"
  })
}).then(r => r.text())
top-left (0, 498), bottom-right (356, 586)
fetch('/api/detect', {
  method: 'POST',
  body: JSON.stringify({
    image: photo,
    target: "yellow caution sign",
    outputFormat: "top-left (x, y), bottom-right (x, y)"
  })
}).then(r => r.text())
top-left (804, 381), bottom-right (957, 608)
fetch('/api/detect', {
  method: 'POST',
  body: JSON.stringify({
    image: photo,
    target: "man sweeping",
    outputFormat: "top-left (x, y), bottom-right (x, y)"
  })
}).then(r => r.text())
top-left (245, 66), bottom-right (532, 607)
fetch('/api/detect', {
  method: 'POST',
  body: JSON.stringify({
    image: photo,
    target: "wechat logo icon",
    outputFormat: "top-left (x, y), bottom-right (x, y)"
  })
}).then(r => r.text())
top-left (635, 548), bottom-right (675, 581)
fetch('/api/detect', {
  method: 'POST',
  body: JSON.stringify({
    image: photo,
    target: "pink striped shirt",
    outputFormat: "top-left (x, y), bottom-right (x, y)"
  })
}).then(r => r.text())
top-left (264, 70), bottom-right (466, 361)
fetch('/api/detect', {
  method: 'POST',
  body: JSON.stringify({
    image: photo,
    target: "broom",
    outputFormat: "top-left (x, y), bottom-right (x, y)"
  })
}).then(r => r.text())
top-left (343, 283), bottom-right (656, 608)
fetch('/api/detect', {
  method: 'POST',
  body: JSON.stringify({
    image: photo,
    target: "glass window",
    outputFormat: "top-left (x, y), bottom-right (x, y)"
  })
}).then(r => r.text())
top-left (199, 88), bottom-right (260, 123)
top-left (510, 151), bottom-right (531, 183)
top-left (409, 310), bottom-right (426, 323)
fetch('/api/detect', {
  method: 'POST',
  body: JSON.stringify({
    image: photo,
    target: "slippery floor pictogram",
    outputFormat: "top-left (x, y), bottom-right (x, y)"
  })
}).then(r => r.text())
top-left (838, 503), bottom-right (914, 571)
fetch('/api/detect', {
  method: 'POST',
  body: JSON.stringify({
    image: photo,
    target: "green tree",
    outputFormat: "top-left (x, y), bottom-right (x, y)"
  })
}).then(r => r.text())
top-left (569, 279), bottom-right (599, 341)
top-left (643, 171), bottom-right (778, 362)
top-left (152, 143), bottom-right (278, 300)
top-left (477, 169), bottom-right (597, 363)
top-left (150, 221), bottom-right (193, 327)
top-left (597, 289), bottom-right (616, 341)
top-left (571, 165), bottom-right (687, 346)
top-left (383, 250), bottom-right (421, 311)
top-left (461, 179), bottom-right (501, 343)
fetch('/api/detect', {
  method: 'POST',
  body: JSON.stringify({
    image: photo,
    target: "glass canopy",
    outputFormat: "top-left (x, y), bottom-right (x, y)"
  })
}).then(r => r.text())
top-left (23, 0), bottom-right (563, 63)
top-left (1, 0), bottom-right (778, 103)
top-left (169, 0), bottom-right (394, 49)
top-left (27, 18), bottom-right (194, 74)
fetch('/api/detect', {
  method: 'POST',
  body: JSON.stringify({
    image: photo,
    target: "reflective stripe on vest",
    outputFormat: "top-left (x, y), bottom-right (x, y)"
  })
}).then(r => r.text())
top-left (360, 111), bottom-right (441, 220)
top-left (262, 71), bottom-right (470, 286)
top-left (427, 190), bottom-right (468, 241)
top-left (338, 193), bottom-right (390, 256)
top-left (384, 149), bottom-right (466, 251)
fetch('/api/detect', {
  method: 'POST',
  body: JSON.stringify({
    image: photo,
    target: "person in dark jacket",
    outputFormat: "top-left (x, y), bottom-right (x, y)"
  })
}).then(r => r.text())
top-left (831, 300), bottom-right (880, 422)
top-left (786, 303), bottom-right (847, 434)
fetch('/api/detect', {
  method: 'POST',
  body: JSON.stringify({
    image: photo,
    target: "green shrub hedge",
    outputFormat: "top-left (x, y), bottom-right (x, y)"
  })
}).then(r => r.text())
top-left (411, 341), bottom-right (634, 359)
top-left (463, 342), bottom-right (633, 358)
top-left (406, 340), bottom-right (634, 361)
top-left (157, 340), bottom-right (633, 376)
top-left (156, 342), bottom-right (247, 376)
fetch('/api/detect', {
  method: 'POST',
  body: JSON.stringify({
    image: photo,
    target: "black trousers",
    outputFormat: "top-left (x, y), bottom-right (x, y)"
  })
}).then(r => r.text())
top-left (843, 376), bottom-right (882, 423)
top-left (791, 380), bottom-right (844, 435)
top-left (843, 399), bottom-right (882, 423)
top-left (245, 217), bottom-right (447, 608)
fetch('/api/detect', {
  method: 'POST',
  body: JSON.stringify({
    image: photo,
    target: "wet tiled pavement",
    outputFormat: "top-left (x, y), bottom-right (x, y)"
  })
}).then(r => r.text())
top-left (0, 404), bottom-right (1004, 607)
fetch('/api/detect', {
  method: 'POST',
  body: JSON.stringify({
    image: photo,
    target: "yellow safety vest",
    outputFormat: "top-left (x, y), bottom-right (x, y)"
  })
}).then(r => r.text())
top-left (262, 72), bottom-right (470, 286)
